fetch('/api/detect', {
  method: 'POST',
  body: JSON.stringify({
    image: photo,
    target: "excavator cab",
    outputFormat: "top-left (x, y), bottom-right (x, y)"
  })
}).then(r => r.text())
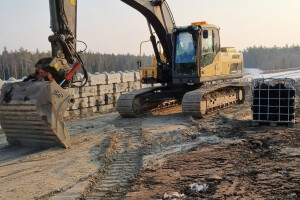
top-left (172, 22), bottom-right (243, 86)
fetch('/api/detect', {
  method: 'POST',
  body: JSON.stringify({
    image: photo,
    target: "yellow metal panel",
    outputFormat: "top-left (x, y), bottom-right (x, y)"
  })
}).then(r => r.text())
top-left (70, 0), bottom-right (76, 6)
top-left (142, 67), bottom-right (158, 79)
top-left (200, 51), bottom-right (243, 79)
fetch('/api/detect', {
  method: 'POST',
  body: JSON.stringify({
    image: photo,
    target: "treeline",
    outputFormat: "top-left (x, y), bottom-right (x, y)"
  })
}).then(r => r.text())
top-left (1, 45), bottom-right (300, 80)
top-left (80, 51), bottom-right (152, 74)
top-left (0, 47), bottom-right (152, 80)
top-left (242, 45), bottom-right (300, 70)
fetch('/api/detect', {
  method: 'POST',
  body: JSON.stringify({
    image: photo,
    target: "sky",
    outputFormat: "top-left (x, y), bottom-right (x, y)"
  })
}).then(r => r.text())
top-left (0, 0), bottom-right (300, 55)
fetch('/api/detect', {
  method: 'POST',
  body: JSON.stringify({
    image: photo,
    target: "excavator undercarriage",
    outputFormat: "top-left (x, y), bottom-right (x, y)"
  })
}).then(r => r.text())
top-left (117, 83), bottom-right (245, 118)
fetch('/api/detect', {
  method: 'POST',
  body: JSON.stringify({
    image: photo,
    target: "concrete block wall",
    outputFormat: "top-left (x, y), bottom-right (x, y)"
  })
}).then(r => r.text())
top-left (63, 71), bottom-right (142, 120)
top-left (0, 70), bottom-right (167, 121)
top-left (0, 71), bottom-right (142, 121)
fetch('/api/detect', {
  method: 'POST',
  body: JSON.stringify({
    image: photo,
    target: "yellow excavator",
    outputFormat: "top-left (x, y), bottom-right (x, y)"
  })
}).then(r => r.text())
top-left (117, 0), bottom-right (245, 118)
top-left (0, 0), bottom-right (245, 148)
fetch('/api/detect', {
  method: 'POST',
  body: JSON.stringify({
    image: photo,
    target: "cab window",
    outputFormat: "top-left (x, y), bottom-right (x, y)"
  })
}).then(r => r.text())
top-left (174, 32), bottom-right (198, 76)
top-left (202, 29), bottom-right (213, 53)
top-left (214, 29), bottom-right (220, 53)
top-left (200, 29), bottom-right (214, 68)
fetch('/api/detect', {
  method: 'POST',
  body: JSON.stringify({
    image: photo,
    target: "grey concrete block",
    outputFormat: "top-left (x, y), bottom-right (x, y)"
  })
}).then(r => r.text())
top-left (114, 92), bottom-right (122, 102)
top-left (88, 95), bottom-right (105, 107)
top-left (99, 104), bottom-right (115, 113)
top-left (73, 73), bottom-right (84, 87)
top-left (68, 109), bottom-right (80, 119)
top-left (65, 87), bottom-right (80, 99)
top-left (128, 81), bottom-right (141, 92)
top-left (80, 86), bottom-right (97, 97)
top-left (121, 71), bottom-right (135, 83)
top-left (71, 97), bottom-right (89, 109)
top-left (98, 84), bottom-right (113, 95)
top-left (105, 93), bottom-right (114, 105)
top-left (90, 106), bottom-right (98, 113)
top-left (105, 72), bottom-right (121, 84)
top-left (134, 71), bottom-right (141, 81)
top-left (113, 83), bottom-right (129, 93)
top-left (88, 73), bottom-right (106, 86)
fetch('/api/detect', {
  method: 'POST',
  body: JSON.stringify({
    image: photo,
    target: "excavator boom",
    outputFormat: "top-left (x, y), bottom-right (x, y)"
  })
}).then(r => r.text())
top-left (121, 0), bottom-right (175, 60)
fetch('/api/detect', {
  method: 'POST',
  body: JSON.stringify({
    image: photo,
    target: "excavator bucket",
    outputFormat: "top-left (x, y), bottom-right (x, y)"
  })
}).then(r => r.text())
top-left (0, 81), bottom-right (74, 148)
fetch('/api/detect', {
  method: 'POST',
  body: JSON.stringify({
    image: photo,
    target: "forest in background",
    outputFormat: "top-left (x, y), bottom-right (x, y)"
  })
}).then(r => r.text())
top-left (243, 45), bottom-right (300, 70)
top-left (0, 47), bottom-right (152, 80)
top-left (0, 45), bottom-right (300, 80)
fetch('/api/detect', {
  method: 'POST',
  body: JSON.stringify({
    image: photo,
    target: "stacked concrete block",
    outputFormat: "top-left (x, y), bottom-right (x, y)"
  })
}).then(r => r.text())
top-left (134, 70), bottom-right (141, 81)
top-left (80, 86), bottom-right (98, 97)
top-left (104, 72), bottom-right (121, 84)
top-left (72, 73), bottom-right (85, 87)
top-left (66, 87), bottom-right (80, 99)
top-left (114, 93), bottom-right (122, 102)
top-left (114, 83), bottom-right (129, 93)
top-left (120, 71), bottom-right (135, 83)
top-left (0, 72), bottom-right (148, 121)
top-left (0, 71), bottom-right (138, 120)
top-left (88, 73), bottom-right (106, 86)
top-left (98, 84), bottom-right (114, 95)
top-left (88, 96), bottom-right (106, 107)
top-left (128, 81), bottom-right (141, 92)
top-left (62, 70), bottom-right (143, 120)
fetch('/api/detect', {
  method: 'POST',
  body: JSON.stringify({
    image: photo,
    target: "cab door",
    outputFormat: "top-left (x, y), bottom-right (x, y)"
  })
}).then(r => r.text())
top-left (213, 29), bottom-right (222, 75)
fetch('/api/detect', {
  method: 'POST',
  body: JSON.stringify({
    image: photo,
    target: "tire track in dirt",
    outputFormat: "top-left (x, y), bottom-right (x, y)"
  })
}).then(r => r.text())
top-left (81, 118), bottom-right (143, 200)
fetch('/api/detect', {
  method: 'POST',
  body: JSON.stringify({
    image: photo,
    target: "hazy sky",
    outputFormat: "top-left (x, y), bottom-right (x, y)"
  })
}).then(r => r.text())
top-left (0, 0), bottom-right (300, 55)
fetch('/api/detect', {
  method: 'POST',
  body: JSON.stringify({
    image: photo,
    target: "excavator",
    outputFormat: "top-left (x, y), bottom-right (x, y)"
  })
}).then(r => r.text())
top-left (0, 0), bottom-right (245, 149)
top-left (117, 0), bottom-right (245, 117)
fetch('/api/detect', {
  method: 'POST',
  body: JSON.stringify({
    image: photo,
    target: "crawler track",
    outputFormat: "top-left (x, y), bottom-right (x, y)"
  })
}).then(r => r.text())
top-left (182, 84), bottom-right (245, 118)
top-left (86, 130), bottom-right (142, 199)
top-left (118, 83), bottom-right (246, 119)
top-left (117, 87), bottom-right (159, 117)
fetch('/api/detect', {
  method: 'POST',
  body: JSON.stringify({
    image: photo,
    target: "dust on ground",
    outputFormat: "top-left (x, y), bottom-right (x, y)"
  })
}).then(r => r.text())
top-left (0, 91), bottom-right (299, 199)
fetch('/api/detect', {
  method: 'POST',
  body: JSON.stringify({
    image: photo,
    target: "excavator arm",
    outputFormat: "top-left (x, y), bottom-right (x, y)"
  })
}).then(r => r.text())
top-left (0, 0), bottom-right (86, 148)
top-left (121, 0), bottom-right (176, 83)
top-left (49, 0), bottom-right (78, 64)
top-left (121, 0), bottom-right (175, 60)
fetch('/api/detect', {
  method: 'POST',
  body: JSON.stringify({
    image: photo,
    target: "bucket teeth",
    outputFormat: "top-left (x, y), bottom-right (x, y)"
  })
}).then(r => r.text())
top-left (0, 81), bottom-right (73, 148)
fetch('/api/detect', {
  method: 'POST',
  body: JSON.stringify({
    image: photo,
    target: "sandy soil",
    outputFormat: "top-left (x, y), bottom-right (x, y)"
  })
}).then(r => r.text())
top-left (125, 100), bottom-right (300, 200)
top-left (0, 91), bottom-right (299, 199)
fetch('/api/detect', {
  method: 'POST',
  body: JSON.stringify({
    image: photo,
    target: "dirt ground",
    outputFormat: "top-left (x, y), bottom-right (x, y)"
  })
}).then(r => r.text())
top-left (0, 91), bottom-right (299, 199)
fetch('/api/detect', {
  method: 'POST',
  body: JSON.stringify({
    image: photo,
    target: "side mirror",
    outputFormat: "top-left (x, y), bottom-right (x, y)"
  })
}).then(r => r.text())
top-left (203, 30), bottom-right (208, 39)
